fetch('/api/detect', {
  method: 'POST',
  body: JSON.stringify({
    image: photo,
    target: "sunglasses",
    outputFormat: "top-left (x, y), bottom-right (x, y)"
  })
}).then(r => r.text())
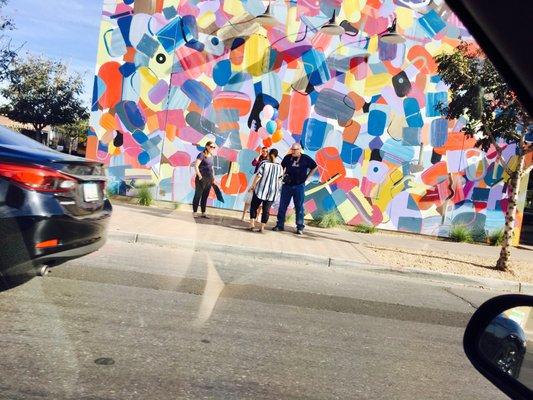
top-left (209, 145), bottom-right (216, 149)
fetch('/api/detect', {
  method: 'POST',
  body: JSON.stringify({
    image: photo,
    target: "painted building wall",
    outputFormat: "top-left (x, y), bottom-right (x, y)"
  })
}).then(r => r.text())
top-left (88, 0), bottom-right (524, 238)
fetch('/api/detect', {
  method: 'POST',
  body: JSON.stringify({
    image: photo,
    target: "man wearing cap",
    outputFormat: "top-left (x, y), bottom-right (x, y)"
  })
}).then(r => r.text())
top-left (273, 143), bottom-right (317, 235)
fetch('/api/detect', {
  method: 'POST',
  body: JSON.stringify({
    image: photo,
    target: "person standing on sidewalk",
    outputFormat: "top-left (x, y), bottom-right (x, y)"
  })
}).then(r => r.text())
top-left (273, 143), bottom-right (317, 235)
top-left (241, 147), bottom-right (270, 221)
top-left (193, 141), bottom-right (216, 218)
top-left (248, 148), bottom-right (283, 233)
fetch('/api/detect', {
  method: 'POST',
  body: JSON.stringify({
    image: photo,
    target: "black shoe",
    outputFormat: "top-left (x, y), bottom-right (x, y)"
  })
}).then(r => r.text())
top-left (296, 229), bottom-right (303, 235)
top-left (272, 226), bottom-right (284, 232)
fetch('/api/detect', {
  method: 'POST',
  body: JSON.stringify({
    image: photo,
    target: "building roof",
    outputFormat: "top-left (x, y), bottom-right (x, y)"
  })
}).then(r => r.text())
top-left (0, 115), bottom-right (52, 132)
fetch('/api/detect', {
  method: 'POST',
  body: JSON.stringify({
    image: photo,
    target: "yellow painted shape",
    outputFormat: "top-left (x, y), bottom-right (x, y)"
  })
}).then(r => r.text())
top-left (125, 168), bottom-right (153, 179)
top-left (197, 11), bottom-right (216, 29)
top-left (364, 73), bottom-right (391, 97)
top-left (367, 35), bottom-right (379, 54)
top-left (373, 167), bottom-right (405, 211)
top-left (223, 0), bottom-right (245, 15)
top-left (396, 7), bottom-right (414, 29)
top-left (285, 5), bottom-right (300, 43)
top-left (388, 112), bottom-right (405, 140)
top-left (337, 199), bottom-right (359, 223)
top-left (350, 186), bottom-right (374, 215)
top-left (345, 71), bottom-right (366, 93)
top-left (148, 45), bottom-right (173, 81)
top-left (343, 0), bottom-right (361, 21)
top-left (96, 20), bottom-right (115, 64)
top-left (159, 163), bottom-right (174, 180)
top-left (244, 33), bottom-right (270, 77)
top-left (138, 66), bottom-right (162, 111)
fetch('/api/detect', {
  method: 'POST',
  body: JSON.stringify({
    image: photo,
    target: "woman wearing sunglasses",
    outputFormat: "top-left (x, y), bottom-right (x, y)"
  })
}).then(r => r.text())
top-left (193, 141), bottom-right (216, 218)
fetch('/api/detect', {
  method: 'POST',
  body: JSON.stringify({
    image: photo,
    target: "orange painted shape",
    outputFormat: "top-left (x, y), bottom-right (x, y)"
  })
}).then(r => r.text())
top-left (316, 147), bottom-right (346, 183)
top-left (86, 136), bottom-right (98, 160)
top-left (407, 45), bottom-right (437, 74)
top-left (100, 112), bottom-right (117, 131)
top-left (343, 121), bottom-right (361, 143)
top-left (288, 91), bottom-right (310, 135)
top-left (213, 92), bottom-right (251, 116)
top-left (421, 161), bottom-right (448, 186)
top-left (230, 41), bottom-right (245, 66)
top-left (98, 62), bottom-right (123, 109)
top-left (124, 47), bottom-right (136, 63)
top-left (278, 94), bottom-right (291, 122)
top-left (434, 132), bottom-right (478, 155)
top-left (220, 172), bottom-right (248, 195)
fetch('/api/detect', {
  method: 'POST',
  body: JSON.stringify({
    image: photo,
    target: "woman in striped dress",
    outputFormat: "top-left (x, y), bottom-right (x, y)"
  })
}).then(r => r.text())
top-left (248, 148), bottom-right (284, 233)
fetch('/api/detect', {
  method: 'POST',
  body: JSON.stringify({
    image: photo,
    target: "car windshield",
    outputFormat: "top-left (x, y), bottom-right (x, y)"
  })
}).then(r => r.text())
top-left (0, 1), bottom-right (531, 399)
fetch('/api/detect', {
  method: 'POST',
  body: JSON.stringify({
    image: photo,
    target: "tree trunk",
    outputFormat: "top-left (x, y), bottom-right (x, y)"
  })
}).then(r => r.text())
top-left (495, 150), bottom-right (525, 271)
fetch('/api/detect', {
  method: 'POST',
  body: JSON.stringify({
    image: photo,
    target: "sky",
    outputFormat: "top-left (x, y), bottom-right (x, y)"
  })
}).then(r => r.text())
top-left (3, 0), bottom-right (103, 106)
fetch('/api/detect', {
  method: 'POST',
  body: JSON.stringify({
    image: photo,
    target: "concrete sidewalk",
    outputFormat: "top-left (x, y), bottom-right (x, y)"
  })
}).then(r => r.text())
top-left (106, 202), bottom-right (532, 292)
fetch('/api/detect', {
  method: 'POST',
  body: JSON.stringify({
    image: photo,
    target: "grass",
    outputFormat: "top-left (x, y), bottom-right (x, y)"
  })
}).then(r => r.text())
top-left (471, 227), bottom-right (487, 243)
top-left (449, 225), bottom-right (473, 243)
top-left (137, 184), bottom-right (153, 207)
top-left (352, 224), bottom-right (377, 234)
top-left (488, 229), bottom-right (505, 246)
top-left (314, 211), bottom-right (343, 229)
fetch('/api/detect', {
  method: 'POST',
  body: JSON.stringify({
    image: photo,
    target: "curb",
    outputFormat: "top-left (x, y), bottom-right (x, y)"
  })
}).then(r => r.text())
top-left (107, 231), bottom-right (532, 294)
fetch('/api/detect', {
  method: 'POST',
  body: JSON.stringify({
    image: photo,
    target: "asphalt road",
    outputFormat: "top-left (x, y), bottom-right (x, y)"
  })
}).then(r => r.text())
top-left (0, 239), bottom-right (510, 399)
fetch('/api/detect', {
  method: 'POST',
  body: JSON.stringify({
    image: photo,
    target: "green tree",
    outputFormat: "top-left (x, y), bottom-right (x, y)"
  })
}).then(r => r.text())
top-left (54, 118), bottom-right (89, 154)
top-left (0, 0), bottom-right (18, 81)
top-left (0, 55), bottom-right (87, 142)
top-left (435, 42), bottom-right (532, 271)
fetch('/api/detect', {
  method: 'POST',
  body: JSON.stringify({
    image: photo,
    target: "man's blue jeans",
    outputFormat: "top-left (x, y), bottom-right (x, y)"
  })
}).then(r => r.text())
top-left (276, 183), bottom-right (305, 230)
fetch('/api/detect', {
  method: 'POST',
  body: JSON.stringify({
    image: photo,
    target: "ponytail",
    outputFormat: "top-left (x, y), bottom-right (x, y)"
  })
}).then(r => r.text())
top-left (268, 148), bottom-right (279, 162)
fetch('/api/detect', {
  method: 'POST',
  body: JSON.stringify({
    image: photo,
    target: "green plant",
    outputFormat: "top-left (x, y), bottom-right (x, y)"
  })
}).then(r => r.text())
top-left (352, 224), bottom-right (377, 234)
top-left (449, 225), bottom-right (473, 243)
top-left (488, 229), bottom-right (505, 246)
top-left (137, 184), bottom-right (153, 207)
top-left (315, 211), bottom-right (343, 229)
top-left (471, 227), bottom-right (487, 243)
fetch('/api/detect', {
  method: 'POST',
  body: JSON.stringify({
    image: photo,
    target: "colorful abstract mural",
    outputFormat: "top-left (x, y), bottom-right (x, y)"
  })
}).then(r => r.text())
top-left (89, 0), bottom-right (527, 238)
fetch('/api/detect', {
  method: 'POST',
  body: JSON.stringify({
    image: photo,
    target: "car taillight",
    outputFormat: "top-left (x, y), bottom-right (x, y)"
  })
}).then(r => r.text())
top-left (0, 162), bottom-right (77, 193)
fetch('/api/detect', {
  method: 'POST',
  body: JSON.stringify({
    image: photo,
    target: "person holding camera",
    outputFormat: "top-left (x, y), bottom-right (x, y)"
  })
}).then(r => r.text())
top-left (273, 143), bottom-right (317, 235)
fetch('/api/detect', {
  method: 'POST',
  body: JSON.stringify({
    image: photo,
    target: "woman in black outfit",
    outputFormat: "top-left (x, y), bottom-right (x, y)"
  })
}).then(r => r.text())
top-left (193, 141), bottom-right (216, 218)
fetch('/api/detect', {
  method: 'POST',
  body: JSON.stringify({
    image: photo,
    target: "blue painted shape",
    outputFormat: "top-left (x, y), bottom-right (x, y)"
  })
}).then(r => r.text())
top-left (136, 34), bottom-right (159, 57)
top-left (426, 92), bottom-right (447, 117)
top-left (331, 188), bottom-right (348, 206)
top-left (398, 216), bottom-right (422, 233)
top-left (156, 17), bottom-right (184, 52)
top-left (407, 195), bottom-right (420, 211)
top-left (302, 49), bottom-right (330, 86)
top-left (472, 187), bottom-right (490, 201)
top-left (340, 142), bottom-right (363, 165)
top-left (253, 81), bottom-right (262, 96)
top-left (116, 101), bottom-right (146, 132)
top-left (163, 6), bottom-right (177, 19)
top-left (402, 127), bottom-right (421, 146)
top-left (186, 39), bottom-right (205, 52)
top-left (213, 60), bottom-right (232, 86)
top-left (181, 15), bottom-right (198, 43)
top-left (182, 80), bottom-right (212, 109)
top-left (403, 97), bottom-right (424, 128)
top-left (91, 76), bottom-right (105, 111)
top-left (117, 15), bottom-right (132, 47)
top-left (301, 118), bottom-right (328, 151)
top-left (430, 118), bottom-right (448, 147)
top-left (368, 109), bottom-right (387, 136)
top-left (132, 130), bottom-right (148, 144)
top-left (430, 75), bottom-right (441, 84)
top-left (418, 10), bottom-right (446, 37)
top-left (380, 139), bottom-right (415, 164)
top-left (138, 151), bottom-right (150, 165)
top-left (119, 62), bottom-right (136, 78)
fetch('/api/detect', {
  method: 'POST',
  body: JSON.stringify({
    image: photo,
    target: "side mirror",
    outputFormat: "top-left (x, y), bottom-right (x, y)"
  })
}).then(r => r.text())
top-left (464, 295), bottom-right (533, 400)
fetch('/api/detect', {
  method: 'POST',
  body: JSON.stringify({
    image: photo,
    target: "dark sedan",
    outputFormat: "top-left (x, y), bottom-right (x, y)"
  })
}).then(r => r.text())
top-left (0, 126), bottom-right (112, 288)
top-left (478, 313), bottom-right (527, 379)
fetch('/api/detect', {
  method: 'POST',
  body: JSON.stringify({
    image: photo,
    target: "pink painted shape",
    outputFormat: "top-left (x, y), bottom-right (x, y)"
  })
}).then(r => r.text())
top-left (217, 147), bottom-right (238, 162)
top-left (168, 151), bottom-right (191, 167)
top-left (304, 199), bottom-right (318, 214)
top-left (179, 126), bottom-right (204, 144)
